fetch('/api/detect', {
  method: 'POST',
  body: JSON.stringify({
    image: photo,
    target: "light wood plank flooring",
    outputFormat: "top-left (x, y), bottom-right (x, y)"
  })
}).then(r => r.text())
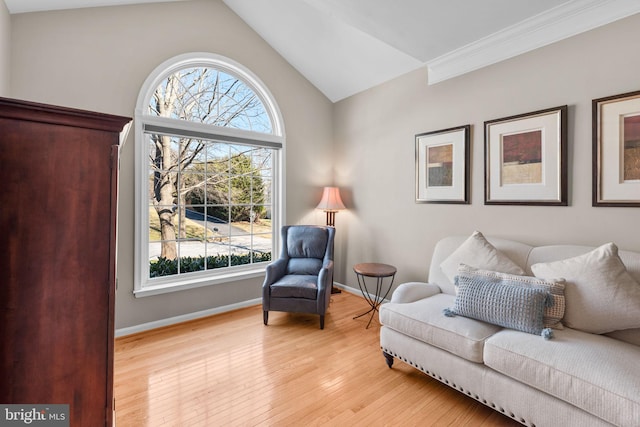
top-left (115, 291), bottom-right (520, 426)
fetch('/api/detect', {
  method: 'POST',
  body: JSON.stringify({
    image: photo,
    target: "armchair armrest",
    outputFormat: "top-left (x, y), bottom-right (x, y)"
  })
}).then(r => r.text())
top-left (263, 258), bottom-right (288, 287)
top-left (390, 282), bottom-right (442, 304)
top-left (317, 259), bottom-right (334, 293)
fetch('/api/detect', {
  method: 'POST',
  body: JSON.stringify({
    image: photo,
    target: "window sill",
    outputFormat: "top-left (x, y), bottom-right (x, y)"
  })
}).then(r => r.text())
top-left (134, 265), bottom-right (267, 298)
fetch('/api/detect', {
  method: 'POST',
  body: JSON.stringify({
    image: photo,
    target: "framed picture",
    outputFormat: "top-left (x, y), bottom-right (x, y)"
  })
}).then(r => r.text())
top-left (592, 90), bottom-right (640, 207)
top-left (485, 106), bottom-right (567, 205)
top-left (415, 125), bottom-right (470, 204)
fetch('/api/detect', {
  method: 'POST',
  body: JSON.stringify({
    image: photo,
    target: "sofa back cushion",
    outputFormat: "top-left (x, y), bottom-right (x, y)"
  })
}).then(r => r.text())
top-left (529, 245), bottom-right (640, 343)
top-left (528, 244), bottom-right (640, 283)
top-left (429, 235), bottom-right (532, 295)
top-left (531, 243), bottom-right (640, 334)
top-left (440, 231), bottom-right (526, 284)
top-left (527, 245), bottom-right (640, 346)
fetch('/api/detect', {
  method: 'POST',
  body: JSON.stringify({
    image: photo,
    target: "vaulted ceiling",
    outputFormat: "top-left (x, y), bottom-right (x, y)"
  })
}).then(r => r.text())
top-left (5, 0), bottom-right (640, 102)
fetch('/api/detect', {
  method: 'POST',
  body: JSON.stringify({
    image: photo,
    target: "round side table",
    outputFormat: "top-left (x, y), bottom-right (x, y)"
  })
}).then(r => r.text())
top-left (353, 263), bottom-right (396, 329)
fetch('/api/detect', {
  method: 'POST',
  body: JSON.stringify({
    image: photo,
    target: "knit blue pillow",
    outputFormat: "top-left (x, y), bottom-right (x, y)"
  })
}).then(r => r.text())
top-left (444, 274), bottom-right (554, 339)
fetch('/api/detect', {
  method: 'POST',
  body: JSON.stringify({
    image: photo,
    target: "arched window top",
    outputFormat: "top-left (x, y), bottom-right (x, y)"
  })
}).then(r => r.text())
top-left (149, 66), bottom-right (272, 133)
top-left (136, 52), bottom-right (284, 139)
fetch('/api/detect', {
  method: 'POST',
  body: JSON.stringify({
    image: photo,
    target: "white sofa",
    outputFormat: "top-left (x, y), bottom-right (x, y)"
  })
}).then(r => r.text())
top-left (379, 233), bottom-right (640, 427)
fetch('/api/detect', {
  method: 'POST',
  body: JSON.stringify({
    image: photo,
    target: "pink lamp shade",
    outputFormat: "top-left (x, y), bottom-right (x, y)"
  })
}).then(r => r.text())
top-left (316, 186), bottom-right (345, 226)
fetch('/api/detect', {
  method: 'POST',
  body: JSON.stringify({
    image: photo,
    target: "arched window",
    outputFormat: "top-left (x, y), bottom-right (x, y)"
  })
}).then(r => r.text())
top-left (134, 53), bottom-right (285, 296)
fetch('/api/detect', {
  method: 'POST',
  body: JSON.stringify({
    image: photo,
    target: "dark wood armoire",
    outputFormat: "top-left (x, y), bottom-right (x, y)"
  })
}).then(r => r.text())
top-left (0, 97), bottom-right (131, 426)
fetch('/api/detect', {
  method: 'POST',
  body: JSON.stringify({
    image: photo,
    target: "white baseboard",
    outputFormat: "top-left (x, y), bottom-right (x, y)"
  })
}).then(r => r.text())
top-left (332, 281), bottom-right (360, 295)
top-left (115, 282), bottom-right (383, 338)
top-left (115, 297), bottom-right (262, 337)
top-left (333, 282), bottom-right (390, 304)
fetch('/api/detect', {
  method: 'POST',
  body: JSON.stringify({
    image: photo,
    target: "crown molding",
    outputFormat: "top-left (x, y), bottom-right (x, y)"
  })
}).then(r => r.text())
top-left (426, 0), bottom-right (640, 85)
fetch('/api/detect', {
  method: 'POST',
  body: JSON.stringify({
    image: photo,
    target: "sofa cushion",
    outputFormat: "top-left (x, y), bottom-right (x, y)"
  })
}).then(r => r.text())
top-left (440, 231), bottom-right (525, 283)
top-left (484, 328), bottom-right (640, 427)
top-left (379, 293), bottom-right (502, 363)
top-left (447, 273), bottom-right (552, 337)
top-left (456, 264), bottom-right (566, 329)
top-left (605, 328), bottom-right (640, 346)
top-left (531, 242), bottom-right (640, 334)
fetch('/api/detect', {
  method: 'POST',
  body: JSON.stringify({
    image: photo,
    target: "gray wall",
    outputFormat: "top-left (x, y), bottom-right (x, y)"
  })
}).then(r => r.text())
top-left (0, 0), bottom-right (9, 96)
top-left (10, 0), bottom-right (334, 330)
top-left (333, 13), bottom-right (640, 289)
top-left (8, 2), bottom-right (640, 330)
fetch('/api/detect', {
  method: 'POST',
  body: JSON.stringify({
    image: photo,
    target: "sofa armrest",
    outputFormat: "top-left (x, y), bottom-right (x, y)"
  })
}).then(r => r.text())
top-left (390, 282), bottom-right (442, 303)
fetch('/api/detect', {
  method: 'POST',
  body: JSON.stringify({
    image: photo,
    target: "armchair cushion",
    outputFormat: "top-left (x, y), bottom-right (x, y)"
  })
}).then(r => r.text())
top-left (270, 275), bottom-right (319, 299)
top-left (287, 258), bottom-right (323, 275)
top-left (287, 227), bottom-right (328, 258)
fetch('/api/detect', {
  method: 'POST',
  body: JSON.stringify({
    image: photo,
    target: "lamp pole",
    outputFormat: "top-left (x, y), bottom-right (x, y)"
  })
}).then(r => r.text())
top-left (316, 187), bottom-right (346, 294)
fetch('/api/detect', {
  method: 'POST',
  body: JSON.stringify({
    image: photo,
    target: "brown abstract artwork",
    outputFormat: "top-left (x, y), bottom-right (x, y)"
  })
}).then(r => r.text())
top-left (501, 130), bottom-right (542, 185)
top-left (624, 115), bottom-right (640, 181)
top-left (427, 144), bottom-right (453, 187)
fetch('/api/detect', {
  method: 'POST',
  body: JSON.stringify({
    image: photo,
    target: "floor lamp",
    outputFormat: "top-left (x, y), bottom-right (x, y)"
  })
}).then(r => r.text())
top-left (316, 186), bottom-right (346, 294)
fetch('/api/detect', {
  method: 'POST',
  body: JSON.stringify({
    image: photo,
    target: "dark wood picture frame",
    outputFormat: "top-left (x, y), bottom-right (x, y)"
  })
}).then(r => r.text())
top-left (415, 125), bottom-right (470, 204)
top-left (485, 106), bottom-right (567, 206)
top-left (592, 90), bottom-right (640, 207)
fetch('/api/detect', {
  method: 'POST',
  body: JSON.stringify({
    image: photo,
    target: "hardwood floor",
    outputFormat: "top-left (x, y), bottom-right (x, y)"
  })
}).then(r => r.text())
top-left (114, 291), bottom-right (520, 426)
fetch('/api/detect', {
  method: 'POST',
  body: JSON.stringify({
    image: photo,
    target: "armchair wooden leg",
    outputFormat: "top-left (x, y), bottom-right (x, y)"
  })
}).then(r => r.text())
top-left (320, 315), bottom-right (325, 330)
top-left (263, 310), bottom-right (268, 325)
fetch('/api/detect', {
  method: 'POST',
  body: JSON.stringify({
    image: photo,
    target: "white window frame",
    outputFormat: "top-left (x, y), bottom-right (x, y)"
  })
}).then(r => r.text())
top-left (133, 52), bottom-right (285, 297)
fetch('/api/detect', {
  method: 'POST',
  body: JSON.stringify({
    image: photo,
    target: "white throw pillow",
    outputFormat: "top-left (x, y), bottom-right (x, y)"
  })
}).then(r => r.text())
top-left (531, 242), bottom-right (640, 334)
top-left (440, 231), bottom-right (525, 284)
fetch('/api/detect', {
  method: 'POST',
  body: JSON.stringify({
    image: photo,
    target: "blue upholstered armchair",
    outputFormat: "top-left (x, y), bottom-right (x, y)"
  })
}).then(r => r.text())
top-left (262, 225), bottom-right (336, 329)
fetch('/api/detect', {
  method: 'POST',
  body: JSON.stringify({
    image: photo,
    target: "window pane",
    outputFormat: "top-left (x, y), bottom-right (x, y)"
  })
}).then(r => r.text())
top-left (181, 205), bottom-right (207, 241)
top-left (148, 67), bottom-right (273, 134)
top-left (150, 256), bottom-right (179, 278)
top-left (149, 205), bottom-right (173, 243)
top-left (228, 237), bottom-right (252, 266)
top-left (177, 240), bottom-right (206, 274)
top-left (230, 176), bottom-right (249, 206)
top-left (261, 179), bottom-right (272, 205)
top-left (207, 252), bottom-right (230, 270)
top-left (253, 206), bottom-right (272, 228)
top-left (254, 232), bottom-right (272, 262)
top-left (229, 220), bottom-right (250, 237)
